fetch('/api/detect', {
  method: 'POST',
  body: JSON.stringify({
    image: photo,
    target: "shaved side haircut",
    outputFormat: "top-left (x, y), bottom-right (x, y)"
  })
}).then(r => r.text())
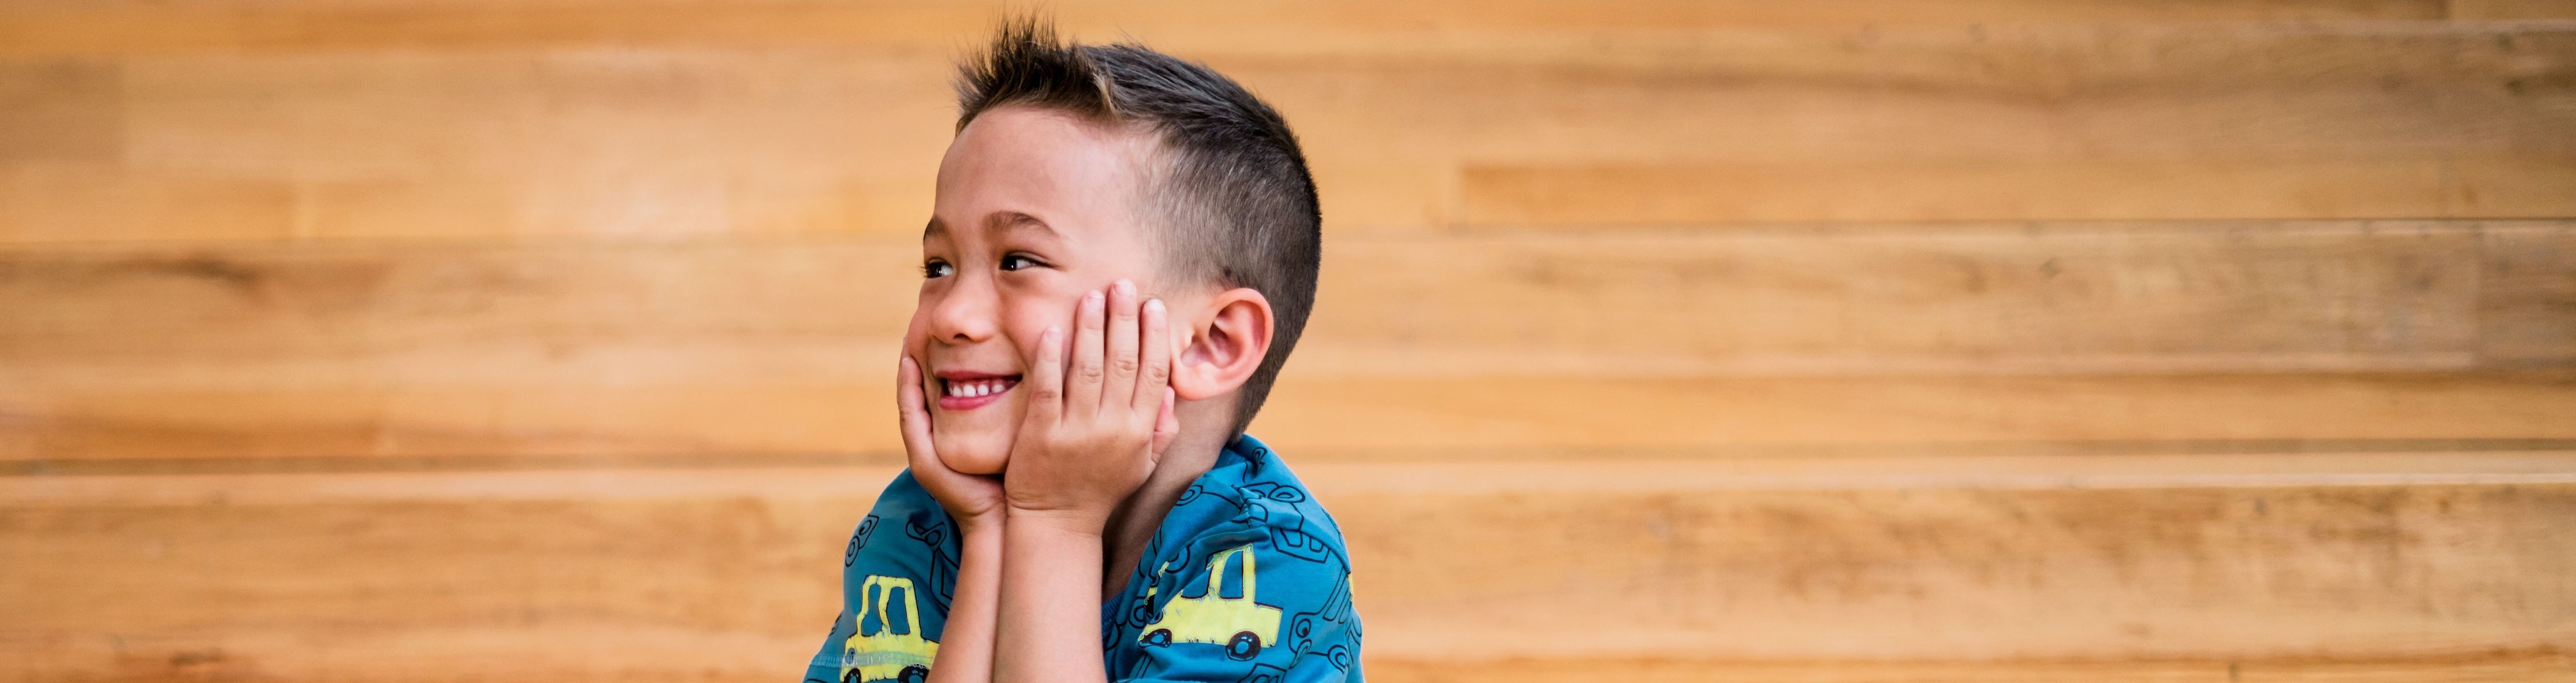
top-left (956, 17), bottom-right (1323, 437)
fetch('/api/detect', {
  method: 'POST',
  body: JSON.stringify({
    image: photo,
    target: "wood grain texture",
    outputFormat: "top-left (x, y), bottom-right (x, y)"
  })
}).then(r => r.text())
top-left (5, 223), bottom-right (2570, 461)
top-left (1301, 222), bottom-right (2510, 377)
top-left (1456, 158), bottom-right (2545, 224)
top-left (3, 23), bottom-right (2569, 240)
top-left (2452, 0), bottom-right (2576, 19)
top-left (3, 456), bottom-right (2570, 679)
top-left (1, 3), bottom-right (2570, 681)
top-left (0, 1), bottom-right (2470, 57)
top-left (1367, 652), bottom-right (2576, 682)
top-left (1316, 460), bottom-right (2576, 660)
top-left (9, 372), bottom-right (2575, 463)
top-left (2482, 222), bottom-right (2576, 363)
top-left (1255, 373), bottom-right (2576, 457)
top-left (6, 223), bottom-right (2557, 386)
top-left (0, 60), bottom-right (118, 162)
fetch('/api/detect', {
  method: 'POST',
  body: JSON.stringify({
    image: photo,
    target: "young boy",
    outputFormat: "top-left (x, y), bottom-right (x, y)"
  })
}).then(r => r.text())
top-left (803, 18), bottom-right (1360, 683)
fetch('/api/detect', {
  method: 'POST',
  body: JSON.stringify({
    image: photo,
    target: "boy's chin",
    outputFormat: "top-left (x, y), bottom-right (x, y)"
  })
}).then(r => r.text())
top-left (932, 432), bottom-right (1011, 475)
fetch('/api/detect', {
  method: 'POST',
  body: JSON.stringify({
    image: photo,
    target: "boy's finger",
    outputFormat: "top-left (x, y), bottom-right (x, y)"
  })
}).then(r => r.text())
top-left (1103, 280), bottom-right (1140, 415)
top-left (1068, 288), bottom-right (1107, 419)
top-left (1022, 326), bottom-right (1064, 427)
top-left (1149, 387), bottom-right (1179, 456)
top-left (1135, 298), bottom-right (1172, 413)
top-left (895, 355), bottom-right (942, 470)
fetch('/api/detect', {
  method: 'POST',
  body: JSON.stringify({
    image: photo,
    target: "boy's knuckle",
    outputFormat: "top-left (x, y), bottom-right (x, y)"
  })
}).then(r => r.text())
top-left (1112, 358), bottom-right (1140, 374)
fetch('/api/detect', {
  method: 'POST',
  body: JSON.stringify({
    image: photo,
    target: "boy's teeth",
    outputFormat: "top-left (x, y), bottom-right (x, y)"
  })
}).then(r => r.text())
top-left (944, 378), bottom-right (1015, 398)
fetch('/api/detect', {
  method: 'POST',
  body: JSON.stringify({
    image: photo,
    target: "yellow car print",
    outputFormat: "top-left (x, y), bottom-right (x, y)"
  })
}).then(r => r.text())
top-left (841, 575), bottom-right (938, 683)
top-left (1138, 544), bottom-right (1282, 660)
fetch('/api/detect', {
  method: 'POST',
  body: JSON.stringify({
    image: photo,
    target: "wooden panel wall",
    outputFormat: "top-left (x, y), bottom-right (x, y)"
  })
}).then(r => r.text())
top-left (3, 1), bottom-right (2573, 681)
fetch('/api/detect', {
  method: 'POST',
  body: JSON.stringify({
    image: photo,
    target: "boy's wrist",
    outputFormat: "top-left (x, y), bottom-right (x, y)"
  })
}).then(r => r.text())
top-left (1001, 504), bottom-right (1110, 539)
top-left (955, 509), bottom-right (1007, 537)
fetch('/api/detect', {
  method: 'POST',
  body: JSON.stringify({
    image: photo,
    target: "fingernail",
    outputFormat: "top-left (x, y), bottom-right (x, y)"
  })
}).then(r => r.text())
top-left (1086, 289), bottom-right (1104, 305)
top-left (1115, 280), bottom-right (1135, 296)
top-left (1145, 298), bottom-right (1164, 314)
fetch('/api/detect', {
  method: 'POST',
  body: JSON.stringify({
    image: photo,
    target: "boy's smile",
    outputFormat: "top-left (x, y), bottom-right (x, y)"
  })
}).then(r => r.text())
top-left (910, 105), bottom-right (1175, 474)
top-left (935, 370), bottom-right (1020, 411)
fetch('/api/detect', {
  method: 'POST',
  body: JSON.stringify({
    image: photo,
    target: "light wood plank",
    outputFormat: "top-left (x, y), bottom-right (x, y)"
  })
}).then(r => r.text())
top-left (1298, 222), bottom-right (2523, 377)
top-left (0, 60), bottom-right (118, 163)
top-left (106, 50), bottom-right (950, 241)
top-left (2452, 0), bottom-right (2576, 19)
top-left (3, 455), bottom-right (2570, 678)
top-left (0, 468), bottom-right (882, 683)
top-left (2482, 222), bottom-right (2576, 363)
top-left (3, 24), bottom-right (2568, 241)
top-left (1456, 158), bottom-right (2533, 224)
top-left (6, 222), bottom-right (2552, 385)
top-left (1388, 25), bottom-right (2576, 226)
top-left (1255, 373), bottom-right (2576, 457)
top-left (0, 1), bottom-right (2466, 57)
top-left (1367, 652), bottom-right (2576, 683)
top-left (8, 372), bottom-right (2575, 462)
top-left (0, 162), bottom-right (297, 243)
top-left (1265, 24), bottom-right (2573, 227)
top-left (0, 236), bottom-right (919, 390)
top-left (5, 223), bottom-right (2570, 461)
top-left (1322, 462), bottom-right (2576, 660)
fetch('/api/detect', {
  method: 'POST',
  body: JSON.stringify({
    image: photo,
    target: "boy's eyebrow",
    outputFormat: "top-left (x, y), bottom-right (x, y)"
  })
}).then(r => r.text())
top-left (989, 211), bottom-right (1062, 239)
top-left (923, 211), bottom-right (1060, 241)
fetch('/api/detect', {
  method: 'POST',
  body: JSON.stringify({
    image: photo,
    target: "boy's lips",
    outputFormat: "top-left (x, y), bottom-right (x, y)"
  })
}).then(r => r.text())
top-left (934, 370), bottom-right (1021, 411)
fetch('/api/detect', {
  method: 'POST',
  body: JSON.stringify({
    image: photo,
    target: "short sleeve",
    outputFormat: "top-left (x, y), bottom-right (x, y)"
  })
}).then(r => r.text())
top-left (801, 607), bottom-right (850, 683)
top-left (801, 470), bottom-right (962, 683)
top-left (1115, 519), bottom-right (1363, 682)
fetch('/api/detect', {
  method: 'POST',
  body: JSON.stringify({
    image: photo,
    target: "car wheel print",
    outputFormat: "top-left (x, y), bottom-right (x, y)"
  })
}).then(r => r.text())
top-left (1226, 631), bottom-right (1261, 660)
top-left (898, 665), bottom-right (928, 683)
top-left (1144, 629), bottom-right (1173, 647)
top-left (1128, 596), bottom-right (1155, 625)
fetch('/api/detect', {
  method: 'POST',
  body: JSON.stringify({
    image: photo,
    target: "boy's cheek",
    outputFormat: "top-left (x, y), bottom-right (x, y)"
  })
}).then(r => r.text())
top-left (898, 316), bottom-right (933, 360)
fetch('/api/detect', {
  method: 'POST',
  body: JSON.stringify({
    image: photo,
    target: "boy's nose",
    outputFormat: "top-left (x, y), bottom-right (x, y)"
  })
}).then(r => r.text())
top-left (925, 275), bottom-right (1001, 344)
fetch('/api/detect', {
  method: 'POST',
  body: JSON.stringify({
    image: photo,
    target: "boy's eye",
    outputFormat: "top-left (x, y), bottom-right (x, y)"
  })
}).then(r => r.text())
top-left (999, 254), bottom-right (1041, 272)
top-left (922, 259), bottom-right (954, 279)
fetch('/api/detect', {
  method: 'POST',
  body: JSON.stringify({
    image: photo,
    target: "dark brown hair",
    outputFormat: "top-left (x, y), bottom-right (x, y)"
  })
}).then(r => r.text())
top-left (956, 17), bottom-right (1323, 437)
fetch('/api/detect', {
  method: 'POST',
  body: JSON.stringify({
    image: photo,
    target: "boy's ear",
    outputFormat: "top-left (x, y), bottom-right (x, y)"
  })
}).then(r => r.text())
top-left (1171, 287), bottom-right (1274, 402)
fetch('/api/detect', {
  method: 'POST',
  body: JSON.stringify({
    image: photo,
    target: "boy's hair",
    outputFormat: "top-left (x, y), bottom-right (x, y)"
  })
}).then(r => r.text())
top-left (956, 17), bottom-right (1322, 437)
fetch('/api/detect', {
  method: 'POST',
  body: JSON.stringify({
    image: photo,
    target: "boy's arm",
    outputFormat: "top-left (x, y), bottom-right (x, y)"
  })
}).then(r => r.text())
top-left (995, 284), bottom-right (1177, 683)
top-left (997, 514), bottom-right (1111, 682)
top-left (926, 519), bottom-right (1002, 683)
top-left (895, 355), bottom-right (1010, 683)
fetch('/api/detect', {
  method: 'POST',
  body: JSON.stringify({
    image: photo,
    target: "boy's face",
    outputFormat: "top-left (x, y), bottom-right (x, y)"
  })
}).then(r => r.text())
top-left (910, 106), bottom-right (1170, 474)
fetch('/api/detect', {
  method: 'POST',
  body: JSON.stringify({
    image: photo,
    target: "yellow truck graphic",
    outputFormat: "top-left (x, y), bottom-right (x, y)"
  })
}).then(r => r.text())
top-left (1138, 544), bottom-right (1282, 660)
top-left (841, 575), bottom-right (938, 683)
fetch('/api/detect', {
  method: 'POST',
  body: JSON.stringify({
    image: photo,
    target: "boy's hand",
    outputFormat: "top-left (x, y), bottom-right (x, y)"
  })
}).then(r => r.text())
top-left (897, 354), bottom-right (1008, 530)
top-left (1002, 280), bottom-right (1179, 534)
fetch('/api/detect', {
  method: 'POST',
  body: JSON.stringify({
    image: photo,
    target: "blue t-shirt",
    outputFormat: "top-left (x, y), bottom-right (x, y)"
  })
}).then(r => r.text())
top-left (803, 434), bottom-right (1363, 683)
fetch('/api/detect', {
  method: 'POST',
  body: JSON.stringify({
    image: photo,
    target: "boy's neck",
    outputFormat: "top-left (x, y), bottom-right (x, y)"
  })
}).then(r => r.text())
top-left (1094, 425), bottom-right (1233, 601)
